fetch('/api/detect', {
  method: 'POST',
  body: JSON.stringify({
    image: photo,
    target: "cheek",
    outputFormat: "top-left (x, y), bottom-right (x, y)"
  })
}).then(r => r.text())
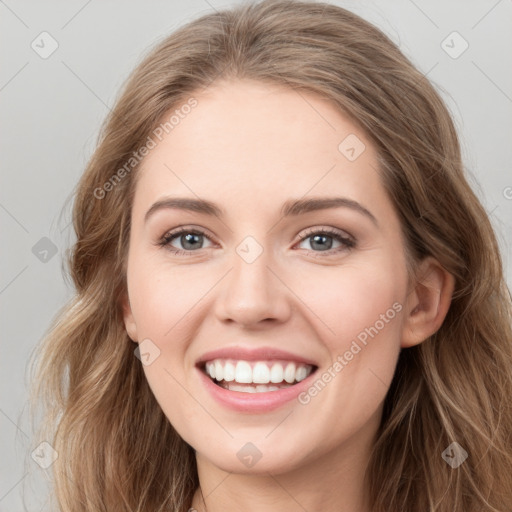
top-left (129, 257), bottom-right (204, 432)
top-left (127, 256), bottom-right (212, 340)
top-left (293, 258), bottom-right (404, 412)
top-left (295, 260), bottom-right (404, 348)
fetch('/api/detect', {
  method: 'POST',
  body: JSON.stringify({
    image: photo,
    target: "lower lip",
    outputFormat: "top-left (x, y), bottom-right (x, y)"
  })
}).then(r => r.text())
top-left (197, 366), bottom-right (317, 413)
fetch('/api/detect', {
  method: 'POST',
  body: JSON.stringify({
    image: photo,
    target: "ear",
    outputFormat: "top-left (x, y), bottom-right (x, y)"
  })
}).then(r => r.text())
top-left (401, 256), bottom-right (455, 348)
top-left (120, 291), bottom-right (139, 342)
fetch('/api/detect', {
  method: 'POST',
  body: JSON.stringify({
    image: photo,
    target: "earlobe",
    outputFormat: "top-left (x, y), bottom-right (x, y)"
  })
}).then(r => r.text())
top-left (120, 292), bottom-right (139, 342)
top-left (401, 257), bottom-right (455, 348)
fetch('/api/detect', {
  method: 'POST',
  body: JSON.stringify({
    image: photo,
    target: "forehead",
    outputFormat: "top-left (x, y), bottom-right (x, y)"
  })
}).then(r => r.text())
top-left (132, 79), bottom-right (386, 219)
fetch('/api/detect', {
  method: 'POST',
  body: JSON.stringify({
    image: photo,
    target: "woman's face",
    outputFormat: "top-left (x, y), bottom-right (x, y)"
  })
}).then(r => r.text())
top-left (123, 79), bottom-right (412, 474)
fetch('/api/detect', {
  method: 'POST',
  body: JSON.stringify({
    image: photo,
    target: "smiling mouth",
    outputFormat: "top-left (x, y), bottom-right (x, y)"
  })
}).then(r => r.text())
top-left (200, 359), bottom-right (317, 393)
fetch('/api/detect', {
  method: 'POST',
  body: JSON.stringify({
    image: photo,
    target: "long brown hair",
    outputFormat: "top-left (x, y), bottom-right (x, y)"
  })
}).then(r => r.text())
top-left (27, 1), bottom-right (512, 510)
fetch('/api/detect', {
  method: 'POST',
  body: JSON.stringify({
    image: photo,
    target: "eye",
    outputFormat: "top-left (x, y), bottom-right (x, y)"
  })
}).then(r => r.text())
top-left (296, 227), bottom-right (356, 255)
top-left (156, 226), bottom-right (356, 257)
top-left (157, 227), bottom-right (214, 256)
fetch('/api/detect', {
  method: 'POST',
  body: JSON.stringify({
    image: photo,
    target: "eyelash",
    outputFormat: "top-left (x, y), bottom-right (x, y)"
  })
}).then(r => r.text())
top-left (157, 226), bottom-right (356, 257)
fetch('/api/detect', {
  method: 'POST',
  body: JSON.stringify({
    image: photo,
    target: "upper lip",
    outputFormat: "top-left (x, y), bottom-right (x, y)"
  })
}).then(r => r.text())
top-left (196, 346), bottom-right (318, 367)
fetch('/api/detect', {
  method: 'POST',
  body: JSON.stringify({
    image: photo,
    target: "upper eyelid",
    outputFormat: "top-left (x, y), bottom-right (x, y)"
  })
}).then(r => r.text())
top-left (161, 225), bottom-right (355, 248)
top-left (298, 226), bottom-right (354, 241)
top-left (162, 225), bottom-right (215, 240)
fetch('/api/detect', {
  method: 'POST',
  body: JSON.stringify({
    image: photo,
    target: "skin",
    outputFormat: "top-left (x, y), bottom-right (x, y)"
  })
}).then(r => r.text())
top-left (122, 79), bottom-right (454, 512)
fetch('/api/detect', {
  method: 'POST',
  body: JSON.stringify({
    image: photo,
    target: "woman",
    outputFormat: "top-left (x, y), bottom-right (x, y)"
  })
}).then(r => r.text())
top-left (28, 1), bottom-right (512, 510)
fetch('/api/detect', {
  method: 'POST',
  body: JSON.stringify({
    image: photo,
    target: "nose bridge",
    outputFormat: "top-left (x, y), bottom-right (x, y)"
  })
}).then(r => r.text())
top-left (214, 234), bottom-right (291, 326)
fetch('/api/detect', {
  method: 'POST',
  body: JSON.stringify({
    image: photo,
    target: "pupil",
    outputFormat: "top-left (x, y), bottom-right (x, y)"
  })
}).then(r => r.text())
top-left (182, 233), bottom-right (201, 250)
top-left (311, 234), bottom-right (332, 251)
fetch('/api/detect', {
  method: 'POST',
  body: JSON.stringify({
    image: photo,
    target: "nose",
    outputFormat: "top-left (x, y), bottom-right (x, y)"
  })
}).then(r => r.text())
top-left (213, 246), bottom-right (292, 329)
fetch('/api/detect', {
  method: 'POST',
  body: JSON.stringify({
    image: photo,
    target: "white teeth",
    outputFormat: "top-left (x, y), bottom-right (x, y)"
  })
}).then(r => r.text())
top-left (284, 362), bottom-right (296, 384)
top-left (220, 382), bottom-right (291, 393)
top-left (223, 361), bottom-right (235, 382)
top-left (256, 384), bottom-right (279, 392)
top-left (270, 363), bottom-right (284, 383)
top-left (204, 359), bottom-right (314, 386)
top-left (214, 360), bottom-right (224, 381)
top-left (252, 362), bottom-right (270, 384)
top-left (295, 365), bottom-right (308, 382)
top-left (235, 361), bottom-right (252, 383)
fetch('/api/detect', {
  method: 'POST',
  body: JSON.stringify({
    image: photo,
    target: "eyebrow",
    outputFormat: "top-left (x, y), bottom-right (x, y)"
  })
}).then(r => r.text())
top-left (144, 196), bottom-right (378, 226)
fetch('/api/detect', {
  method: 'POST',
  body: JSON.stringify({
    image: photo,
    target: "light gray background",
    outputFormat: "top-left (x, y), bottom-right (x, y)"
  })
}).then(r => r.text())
top-left (1, 1), bottom-right (511, 510)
